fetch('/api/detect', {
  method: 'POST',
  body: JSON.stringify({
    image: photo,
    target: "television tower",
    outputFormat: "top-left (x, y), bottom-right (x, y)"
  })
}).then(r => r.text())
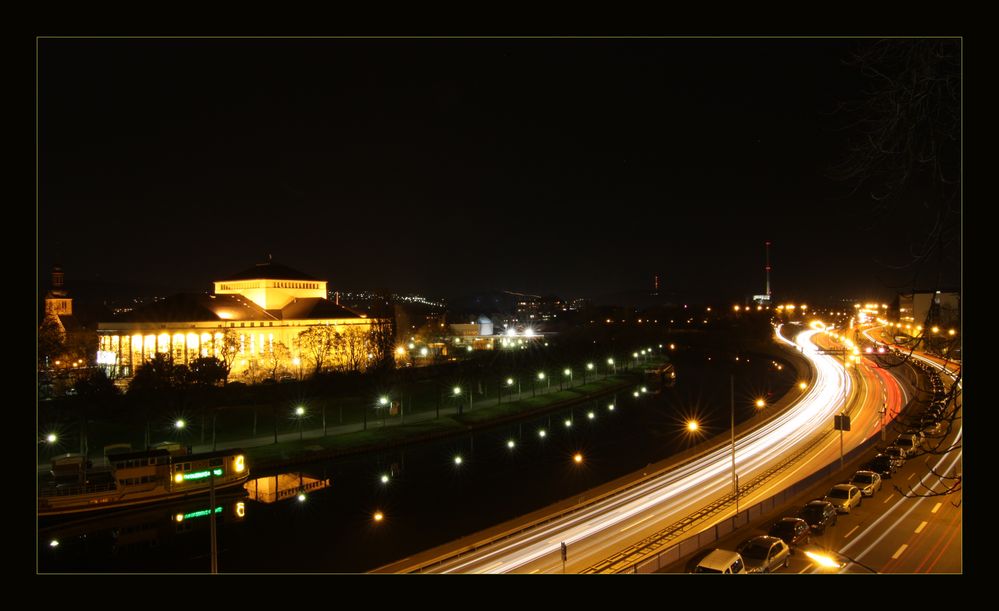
top-left (765, 241), bottom-right (772, 300)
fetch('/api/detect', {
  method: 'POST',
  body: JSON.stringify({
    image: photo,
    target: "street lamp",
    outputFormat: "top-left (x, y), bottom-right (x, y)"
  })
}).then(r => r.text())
top-left (563, 368), bottom-right (572, 390)
top-left (755, 398), bottom-right (766, 409)
top-left (378, 395), bottom-right (389, 427)
top-left (295, 406), bottom-right (306, 441)
top-left (804, 549), bottom-right (878, 573)
top-left (585, 362), bottom-right (594, 384)
top-left (46, 433), bottom-right (57, 444)
top-left (607, 358), bottom-right (616, 376)
top-left (174, 419), bottom-right (186, 430)
top-left (686, 419), bottom-right (699, 432)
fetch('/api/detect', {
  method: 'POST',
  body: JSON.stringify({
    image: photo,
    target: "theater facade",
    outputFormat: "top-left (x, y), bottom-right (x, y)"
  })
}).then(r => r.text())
top-left (96, 262), bottom-right (389, 380)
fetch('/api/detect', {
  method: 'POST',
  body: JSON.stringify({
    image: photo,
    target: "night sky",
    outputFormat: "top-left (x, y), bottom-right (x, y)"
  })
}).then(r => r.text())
top-left (38, 38), bottom-right (954, 305)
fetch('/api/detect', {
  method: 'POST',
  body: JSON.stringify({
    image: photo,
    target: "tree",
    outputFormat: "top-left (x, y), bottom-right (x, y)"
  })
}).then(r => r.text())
top-left (832, 39), bottom-right (960, 291)
top-left (128, 353), bottom-right (176, 395)
top-left (265, 340), bottom-right (291, 380)
top-left (189, 356), bottom-right (226, 387)
top-left (299, 325), bottom-right (338, 376)
top-left (339, 325), bottom-right (370, 372)
top-left (38, 314), bottom-right (65, 367)
top-left (834, 40), bottom-right (962, 499)
top-left (213, 327), bottom-right (241, 386)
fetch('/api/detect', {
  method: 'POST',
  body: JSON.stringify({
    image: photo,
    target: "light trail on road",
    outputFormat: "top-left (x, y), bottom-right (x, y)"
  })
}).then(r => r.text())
top-left (397, 326), bottom-right (903, 574)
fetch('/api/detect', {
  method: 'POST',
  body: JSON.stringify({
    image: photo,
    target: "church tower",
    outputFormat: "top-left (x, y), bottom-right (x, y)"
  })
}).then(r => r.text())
top-left (45, 265), bottom-right (73, 317)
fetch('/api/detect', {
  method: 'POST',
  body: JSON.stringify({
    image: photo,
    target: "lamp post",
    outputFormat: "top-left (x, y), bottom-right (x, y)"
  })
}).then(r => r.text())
top-left (804, 549), bottom-right (879, 573)
top-left (453, 386), bottom-right (463, 416)
top-left (295, 406), bottom-right (305, 441)
top-left (585, 362), bottom-right (594, 384)
top-left (378, 396), bottom-right (389, 427)
top-left (731, 375), bottom-right (738, 515)
top-left (563, 368), bottom-right (572, 390)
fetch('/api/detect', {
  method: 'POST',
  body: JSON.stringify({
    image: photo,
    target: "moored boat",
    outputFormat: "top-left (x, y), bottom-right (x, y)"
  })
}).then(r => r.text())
top-left (39, 447), bottom-right (249, 517)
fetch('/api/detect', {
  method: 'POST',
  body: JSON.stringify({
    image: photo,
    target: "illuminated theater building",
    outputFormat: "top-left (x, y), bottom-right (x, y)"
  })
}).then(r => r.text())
top-left (97, 262), bottom-right (388, 379)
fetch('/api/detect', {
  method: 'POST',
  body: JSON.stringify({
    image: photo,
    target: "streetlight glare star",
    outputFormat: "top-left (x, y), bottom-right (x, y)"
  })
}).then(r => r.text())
top-left (805, 551), bottom-right (842, 569)
top-left (46, 433), bottom-right (57, 443)
top-left (686, 420), bottom-right (699, 432)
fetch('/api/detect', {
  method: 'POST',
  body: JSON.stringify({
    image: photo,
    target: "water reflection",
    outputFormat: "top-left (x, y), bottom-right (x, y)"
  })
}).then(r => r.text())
top-left (39, 491), bottom-right (248, 572)
top-left (244, 472), bottom-right (332, 504)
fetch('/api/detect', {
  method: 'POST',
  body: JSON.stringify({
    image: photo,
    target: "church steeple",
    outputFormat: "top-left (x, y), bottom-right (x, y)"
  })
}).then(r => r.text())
top-left (45, 264), bottom-right (72, 316)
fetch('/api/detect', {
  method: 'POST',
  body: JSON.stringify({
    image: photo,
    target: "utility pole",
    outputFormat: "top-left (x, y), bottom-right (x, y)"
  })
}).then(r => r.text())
top-left (731, 375), bottom-right (738, 514)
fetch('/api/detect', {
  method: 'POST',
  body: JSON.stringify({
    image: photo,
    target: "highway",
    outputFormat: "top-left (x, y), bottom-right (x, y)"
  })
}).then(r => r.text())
top-left (664, 323), bottom-right (962, 574)
top-left (380, 324), bottom-right (910, 573)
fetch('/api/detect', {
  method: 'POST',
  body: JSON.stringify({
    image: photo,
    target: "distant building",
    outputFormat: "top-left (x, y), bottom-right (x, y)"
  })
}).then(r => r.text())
top-left (897, 290), bottom-right (960, 329)
top-left (96, 262), bottom-right (390, 380)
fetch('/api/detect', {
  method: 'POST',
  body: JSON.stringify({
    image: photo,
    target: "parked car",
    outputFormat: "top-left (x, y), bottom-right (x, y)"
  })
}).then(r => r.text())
top-left (692, 549), bottom-right (747, 574)
top-left (768, 517), bottom-right (811, 550)
top-left (882, 446), bottom-right (907, 463)
top-left (862, 455), bottom-right (895, 479)
top-left (823, 484), bottom-right (863, 513)
top-left (894, 434), bottom-right (921, 456)
top-left (849, 470), bottom-right (883, 497)
top-left (736, 535), bottom-right (791, 573)
top-left (800, 500), bottom-right (838, 533)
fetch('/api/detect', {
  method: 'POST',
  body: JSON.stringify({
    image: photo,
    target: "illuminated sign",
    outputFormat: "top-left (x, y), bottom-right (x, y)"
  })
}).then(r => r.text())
top-left (180, 468), bottom-right (223, 481)
top-left (174, 506), bottom-right (222, 522)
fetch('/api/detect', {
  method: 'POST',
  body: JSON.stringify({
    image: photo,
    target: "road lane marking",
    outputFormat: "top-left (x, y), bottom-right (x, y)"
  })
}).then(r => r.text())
top-left (844, 525), bottom-right (859, 538)
top-left (883, 493), bottom-right (894, 504)
top-left (840, 443), bottom-right (962, 560)
top-left (891, 544), bottom-right (908, 559)
top-left (931, 502), bottom-right (942, 514)
top-left (915, 521), bottom-right (928, 534)
top-left (907, 473), bottom-right (915, 481)
top-left (620, 514), bottom-right (654, 532)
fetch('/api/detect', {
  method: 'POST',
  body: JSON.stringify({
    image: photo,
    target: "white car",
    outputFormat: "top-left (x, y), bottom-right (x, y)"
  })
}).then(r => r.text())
top-left (849, 470), bottom-right (882, 497)
top-left (823, 484), bottom-right (863, 513)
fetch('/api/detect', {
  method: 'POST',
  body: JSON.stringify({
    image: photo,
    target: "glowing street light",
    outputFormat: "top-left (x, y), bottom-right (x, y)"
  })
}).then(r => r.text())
top-left (45, 433), bottom-right (57, 443)
top-left (564, 419), bottom-right (573, 428)
top-left (799, 382), bottom-right (807, 391)
top-left (587, 411), bottom-right (595, 420)
top-left (507, 439), bottom-right (516, 450)
top-left (573, 452), bottom-right (583, 464)
top-left (755, 398), bottom-right (766, 409)
top-left (373, 511), bottom-right (384, 523)
top-left (686, 420), bottom-right (699, 432)
top-left (174, 419), bottom-right (186, 430)
top-left (295, 406), bottom-right (306, 441)
top-left (538, 429), bottom-right (547, 439)
top-left (380, 474), bottom-right (389, 484)
top-left (453, 455), bottom-right (463, 466)
top-left (297, 493), bottom-right (307, 502)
